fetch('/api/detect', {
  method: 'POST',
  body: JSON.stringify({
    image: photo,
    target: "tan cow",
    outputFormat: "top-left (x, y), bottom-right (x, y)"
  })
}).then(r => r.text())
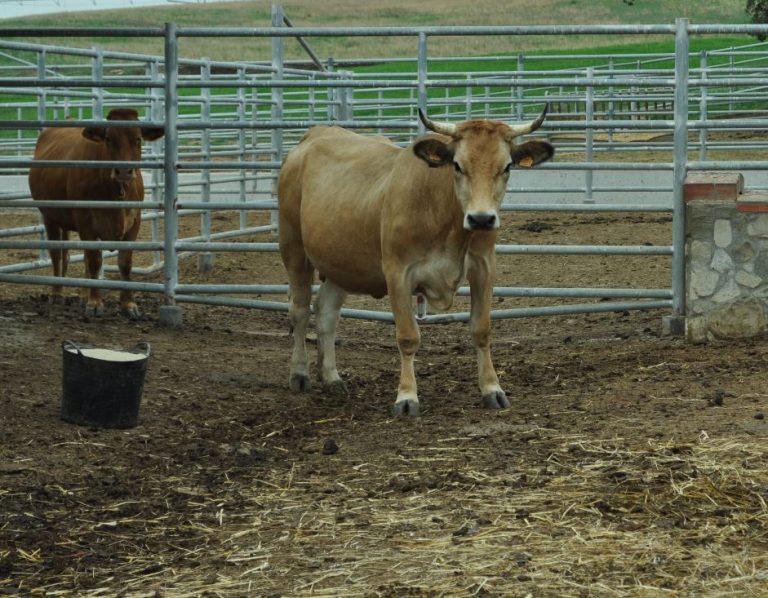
top-left (29, 108), bottom-right (164, 318)
top-left (278, 106), bottom-right (554, 416)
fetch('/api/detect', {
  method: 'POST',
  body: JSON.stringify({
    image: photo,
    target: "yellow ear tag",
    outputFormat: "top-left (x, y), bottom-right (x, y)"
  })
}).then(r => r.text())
top-left (518, 156), bottom-right (534, 168)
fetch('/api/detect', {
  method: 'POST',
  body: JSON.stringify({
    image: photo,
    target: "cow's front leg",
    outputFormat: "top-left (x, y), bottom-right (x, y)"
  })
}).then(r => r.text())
top-left (83, 248), bottom-right (105, 317)
top-left (117, 248), bottom-right (139, 319)
top-left (315, 279), bottom-right (347, 395)
top-left (467, 244), bottom-right (509, 410)
top-left (118, 219), bottom-right (141, 319)
top-left (388, 276), bottom-right (421, 416)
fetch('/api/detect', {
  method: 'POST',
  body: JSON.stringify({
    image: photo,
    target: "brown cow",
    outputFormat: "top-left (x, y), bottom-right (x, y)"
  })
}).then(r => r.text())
top-left (278, 106), bottom-right (554, 416)
top-left (28, 108), bottom-right (164, 318)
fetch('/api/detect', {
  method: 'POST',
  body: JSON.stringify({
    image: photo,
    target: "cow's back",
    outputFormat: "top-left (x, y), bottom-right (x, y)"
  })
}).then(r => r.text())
top-left (279, 126), bottom-right (402, 295)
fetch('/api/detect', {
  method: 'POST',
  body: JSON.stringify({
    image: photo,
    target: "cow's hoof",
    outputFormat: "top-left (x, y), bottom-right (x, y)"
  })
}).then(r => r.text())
top-left (121, 305), bottom-right (141, 320)
top-left (481, 390), bottom-right (510, 410)
top-left (324, 379), bottom-right (348, 396)
top-left (289, 373), bottom-right (311, 392)
top-left (85, 303), bottom-right (104, 318)
top-left (392, 399), bottom-right (420, 417)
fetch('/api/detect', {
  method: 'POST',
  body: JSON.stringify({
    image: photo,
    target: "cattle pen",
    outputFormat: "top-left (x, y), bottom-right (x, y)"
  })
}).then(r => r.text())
top-left (4, 7), bottom-right (768, 597)
top-left (1, 11), bottom-right (767, 329)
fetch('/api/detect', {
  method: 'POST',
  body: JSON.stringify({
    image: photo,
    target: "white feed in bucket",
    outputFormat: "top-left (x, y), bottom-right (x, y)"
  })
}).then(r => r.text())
top-left (65, 347), bottom-right (146, 362)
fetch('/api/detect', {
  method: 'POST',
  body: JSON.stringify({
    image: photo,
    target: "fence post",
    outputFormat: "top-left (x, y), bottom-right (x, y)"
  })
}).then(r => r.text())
top-left (237, 66), bottom-right (248, 230)
top-left (698, 51), bottom-right (708, 161)
top-left (417, 31), bottom-right (427, 134)
top-left (198, 58), bottom-right (215, 273)
top-left (515, 54), bottom-right (524, 121)
top-left (665, 17), bottom-right (689, 336)
top-left (159, 20), bottom-right (182, 328)
top-left (148, 59), bottom-right (163, 270)
top-left (270, 3), bottom-right (284, 236)
top-left (584, 67), bottom-right (594, 204)
top-left (91, 47), bottom-right (103, 118)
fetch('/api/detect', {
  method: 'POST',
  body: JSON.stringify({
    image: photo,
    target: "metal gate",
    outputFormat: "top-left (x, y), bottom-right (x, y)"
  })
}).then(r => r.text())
top-left (1, 11), bottom-right (767, 326)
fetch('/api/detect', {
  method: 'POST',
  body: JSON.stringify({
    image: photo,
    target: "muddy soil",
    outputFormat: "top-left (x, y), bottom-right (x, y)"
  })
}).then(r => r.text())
top-left (1, 209), bottom-right (767, 596)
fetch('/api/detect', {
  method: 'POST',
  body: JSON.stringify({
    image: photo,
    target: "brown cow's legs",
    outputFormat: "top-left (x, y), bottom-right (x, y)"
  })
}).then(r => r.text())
top-left (314, 279), bottom-right (347, 394)
top-left (388, 275), bottom-right (421, 416)
top-left (117, 249), bottom-right (139, 319)
top-left (466, 248), bottom-right (509, 410)
top-left (82, 248), bottom-right (105, 317)
top-left (43, 222), bottom-right (66, 304)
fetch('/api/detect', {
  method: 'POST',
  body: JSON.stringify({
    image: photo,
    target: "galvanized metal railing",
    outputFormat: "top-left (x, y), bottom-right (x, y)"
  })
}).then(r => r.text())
top-left (1, 15), bottom-right (767, 327)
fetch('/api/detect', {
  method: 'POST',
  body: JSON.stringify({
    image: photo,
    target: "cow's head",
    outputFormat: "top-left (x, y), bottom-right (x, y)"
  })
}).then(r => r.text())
top-left (413, 105), bottom-right (554, 231)
top-left (82, 108), bottom-right (165, 188)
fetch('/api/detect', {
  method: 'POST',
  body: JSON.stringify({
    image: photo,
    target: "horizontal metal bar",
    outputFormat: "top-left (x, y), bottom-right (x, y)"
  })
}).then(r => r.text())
top-left (176, 201), bottom-right (278, 210)
top-left (0, 240), bottom-right (161, 250)
top-left (172, 282), bottom-right (670, 300)
top-left (176, 24), bottom-right (680, 37)
top-left (1, 159), bottom-right (162, 169)
top-left (174, 241), bottom-right (279, 252)
top-left (496, 244), bottom-right (672, 255)
top-left (0, 271), bottom-right (164, 292)
top-left (0, 200), bottom-right (162, 209)
top-left (501, 203), bottom-right (672, 212)
top-left (0, 119), bottom-right (166, 129)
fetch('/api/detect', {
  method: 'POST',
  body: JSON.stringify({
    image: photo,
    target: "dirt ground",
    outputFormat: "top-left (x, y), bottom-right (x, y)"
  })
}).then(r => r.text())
top-left (2, 207), bottom-right (768, 597)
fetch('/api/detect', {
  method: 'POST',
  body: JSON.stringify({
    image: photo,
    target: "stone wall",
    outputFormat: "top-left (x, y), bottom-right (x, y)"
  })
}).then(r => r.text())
top-left (685, 171), bottom-right (768, 342)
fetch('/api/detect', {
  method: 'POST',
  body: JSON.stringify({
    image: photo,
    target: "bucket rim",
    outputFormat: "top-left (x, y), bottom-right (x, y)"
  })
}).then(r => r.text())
top-left (62, 340), bottom-right (151, 361)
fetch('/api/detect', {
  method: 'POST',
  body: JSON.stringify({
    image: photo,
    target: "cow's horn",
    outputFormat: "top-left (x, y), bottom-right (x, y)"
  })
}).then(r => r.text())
top-left (418, 108), bottom-right (457, 137)
top-left (506, 103), bottom-right (549, 138)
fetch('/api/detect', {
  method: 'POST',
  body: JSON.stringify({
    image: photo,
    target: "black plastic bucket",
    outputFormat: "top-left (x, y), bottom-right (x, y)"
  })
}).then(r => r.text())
top-left (61, 340), bottom-right (150, 429)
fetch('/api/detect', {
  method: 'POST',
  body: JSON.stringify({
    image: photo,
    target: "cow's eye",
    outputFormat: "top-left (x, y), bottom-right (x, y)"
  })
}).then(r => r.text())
top-left (453, 161), bottom-right (463, 175)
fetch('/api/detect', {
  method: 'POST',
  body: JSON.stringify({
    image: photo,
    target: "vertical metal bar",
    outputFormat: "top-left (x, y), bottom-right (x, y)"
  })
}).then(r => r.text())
top-left (237, 66), bottom-right (248, 230)
top-left (160, 20), bottom-right (182, 327)
top-left (36, 50), bottom-right (47, 262)
top-left (270, 4), bottom-right (284, 234)
top-left (698, 51), bottom-right (708, 161)
top-left (671, 17), bottom-right (689, 319)
top-left (516, 53), bottom-right (524, 122)
top-left (607, 57), bottom-right (614, 144)
top-left (148, 59), bottom-right (163, 269)
top-left (198, 58), bottom-right (214, 272)
top-left (417, 31), bottom-right (427, 134)
top-left (584, 67), bottom-right (594, 204)
top-left (92, 47), bottom-right (103, 118)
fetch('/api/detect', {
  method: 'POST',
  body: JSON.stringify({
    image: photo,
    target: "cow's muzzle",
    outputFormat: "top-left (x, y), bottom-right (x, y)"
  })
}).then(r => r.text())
top-left (465, 211), bottom-right (498, 231)
top-left (111, 168), bottom-right (135, 184)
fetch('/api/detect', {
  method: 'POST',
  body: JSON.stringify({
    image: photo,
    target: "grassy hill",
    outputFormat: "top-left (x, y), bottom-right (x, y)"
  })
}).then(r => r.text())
top-left (0, 0), bottom-right (752, 62)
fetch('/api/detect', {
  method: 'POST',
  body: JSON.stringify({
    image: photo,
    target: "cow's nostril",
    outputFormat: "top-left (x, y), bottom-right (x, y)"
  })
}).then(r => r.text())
top-left (467, 212), bottom-right (497, 230)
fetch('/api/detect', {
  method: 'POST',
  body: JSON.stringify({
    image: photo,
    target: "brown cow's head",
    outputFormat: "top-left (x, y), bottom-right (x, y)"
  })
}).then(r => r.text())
top-left (413, 105), bottom-right (554, 231)
top-left (82, 108), bottom-right (165, 190)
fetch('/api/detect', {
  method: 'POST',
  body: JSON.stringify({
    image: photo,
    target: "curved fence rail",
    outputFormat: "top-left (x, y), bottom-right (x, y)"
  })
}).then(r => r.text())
top-left (1, 13), bottom-right (768, 326)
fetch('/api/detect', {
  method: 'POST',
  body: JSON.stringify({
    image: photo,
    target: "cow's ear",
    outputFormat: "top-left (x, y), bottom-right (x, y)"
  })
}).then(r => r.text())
top-left (510, 140), bottom-right (555, 168)
top-left (142, 127), bottom-right (165, 141)
top-left (413, 138), bottom-right (454, 168)
top-left (82, 126), bottom-right (106, 143)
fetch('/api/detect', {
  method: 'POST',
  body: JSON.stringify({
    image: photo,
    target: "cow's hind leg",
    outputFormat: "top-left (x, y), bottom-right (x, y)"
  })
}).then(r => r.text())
top-left (43, 222), bottom-right (66, 304)
top-left (285, 254), bottom-right (315, 392)
top-left (315, 279), bottom-right (347, 395)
